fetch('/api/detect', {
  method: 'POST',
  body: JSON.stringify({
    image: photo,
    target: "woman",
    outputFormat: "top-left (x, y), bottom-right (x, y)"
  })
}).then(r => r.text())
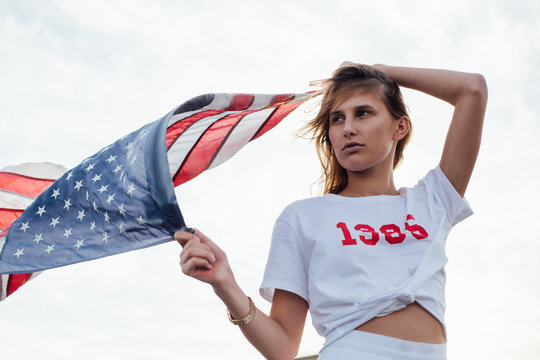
top-left (175, 63), bottom-right (488, 360)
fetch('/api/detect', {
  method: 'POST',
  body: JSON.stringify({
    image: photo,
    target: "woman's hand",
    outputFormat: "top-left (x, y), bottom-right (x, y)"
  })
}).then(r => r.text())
top-left (175, 229), bottom-right (234, 291)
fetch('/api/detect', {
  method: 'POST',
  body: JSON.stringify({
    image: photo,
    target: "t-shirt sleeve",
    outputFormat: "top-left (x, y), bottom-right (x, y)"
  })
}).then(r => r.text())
top-left (421, 166), bottom-right (474, 226)
top-left (259, 209), bottom-right (309, 304)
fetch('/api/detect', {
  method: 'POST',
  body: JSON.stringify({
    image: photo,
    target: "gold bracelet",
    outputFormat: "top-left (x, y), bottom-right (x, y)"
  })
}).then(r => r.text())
top-left (227, 297), bottom-right (255, 326)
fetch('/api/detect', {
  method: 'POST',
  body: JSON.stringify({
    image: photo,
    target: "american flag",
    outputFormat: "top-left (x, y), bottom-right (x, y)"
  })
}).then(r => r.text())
top-left (0, 92), bottom-right (310, 300)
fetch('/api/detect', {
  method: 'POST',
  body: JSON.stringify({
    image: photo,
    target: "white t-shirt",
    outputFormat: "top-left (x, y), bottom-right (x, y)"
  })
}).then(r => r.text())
top-left (259, 166), bottom-right (473, 349)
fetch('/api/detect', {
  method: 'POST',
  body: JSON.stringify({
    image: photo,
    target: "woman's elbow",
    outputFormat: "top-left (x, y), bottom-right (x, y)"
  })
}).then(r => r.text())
top-left (466, 73), bottom-right (488, 101)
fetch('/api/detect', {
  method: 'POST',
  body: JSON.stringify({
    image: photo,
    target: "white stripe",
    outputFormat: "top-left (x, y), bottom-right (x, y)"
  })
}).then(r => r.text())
top-left (167, 111), bottom-right (234, 177)
top-left (167, 93), bottom-right (235, 127)
top-left (0, 189), bottom-right (35, 210)
top-left (247, 94), bottom-right (275, 110)
top-left (208, 108), bottom-right (275, 169)
top-left (1, 162), bottom-right (67, 179)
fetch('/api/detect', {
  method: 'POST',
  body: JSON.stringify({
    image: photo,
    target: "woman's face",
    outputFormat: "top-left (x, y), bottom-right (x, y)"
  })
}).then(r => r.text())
top-left (328, 90), bottom-right (404, 173)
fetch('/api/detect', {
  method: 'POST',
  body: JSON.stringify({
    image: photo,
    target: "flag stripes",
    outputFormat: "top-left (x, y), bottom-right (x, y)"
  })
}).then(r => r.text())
top-left (166, 93), bottom-right (307, 187)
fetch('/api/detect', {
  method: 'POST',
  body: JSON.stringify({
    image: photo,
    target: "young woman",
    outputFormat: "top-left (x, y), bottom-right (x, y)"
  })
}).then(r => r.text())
top-left (175, 63), bottom-right (488, 360)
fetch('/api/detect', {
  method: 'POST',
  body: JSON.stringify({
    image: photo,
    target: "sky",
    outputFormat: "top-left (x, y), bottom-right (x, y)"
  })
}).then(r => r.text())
top-left (1, 0), bottom-right (539, 359)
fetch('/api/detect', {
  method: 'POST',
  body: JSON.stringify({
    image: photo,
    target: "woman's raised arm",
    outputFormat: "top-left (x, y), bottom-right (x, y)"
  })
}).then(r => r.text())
top-left (175, 230), bottom-right (309, 360)
top-left (374, 64), bottom-right (488, 197)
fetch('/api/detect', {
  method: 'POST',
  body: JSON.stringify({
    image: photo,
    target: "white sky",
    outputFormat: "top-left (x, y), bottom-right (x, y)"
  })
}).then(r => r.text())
top-left (1, 1), bottom-right (539, 359)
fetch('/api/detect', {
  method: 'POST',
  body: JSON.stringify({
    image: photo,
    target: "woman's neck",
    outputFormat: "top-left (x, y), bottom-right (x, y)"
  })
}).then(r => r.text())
top-left (338, 165), bottom-right (398, 198)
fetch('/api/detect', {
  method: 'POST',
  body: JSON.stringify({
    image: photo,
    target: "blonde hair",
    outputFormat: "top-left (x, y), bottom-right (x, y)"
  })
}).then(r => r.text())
top-left (302, 64), bottom-right (412, 194)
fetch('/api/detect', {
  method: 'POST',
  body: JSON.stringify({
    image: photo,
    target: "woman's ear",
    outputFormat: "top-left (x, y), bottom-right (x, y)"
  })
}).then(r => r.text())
top-left (394, 116), bottom-right (410, 141)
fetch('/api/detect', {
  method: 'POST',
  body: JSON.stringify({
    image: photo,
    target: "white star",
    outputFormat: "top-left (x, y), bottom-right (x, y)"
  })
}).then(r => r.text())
top-left (97, 185), bottom-right (109, 194)
top-left (106, 193), bottom-right (116, 205)
top-left (33, 233), bottom-right (43, 244)
top-left (74, 180), bottom-right (84, 191)
top-left (84, 163), bottom-right (95, 172)
top-left (104, 212), bottom-right (110, 223)
top-left (51, 188), bottom-right (61, 199)
top-left (91, 173), bottom-right (102, 183)
top-left (36, 206), bottom-right (46, 217)
top-left (74, 239), bottom-right (85, 249)
top-left (89, 221), bottom-right (96, 232)
top-left (45, 244), bottom-right (55, 254)
top-left (92, 201), bottom-right (98, 211)
top-left (117, 204), bottom-right (127, 217)
top-left (86, 191), bottom-right (90, 201)
top-left (126, 183), bottom-right (136, 196)
top-left (118, 223), bottom-right (126, 234)
top-left (63, 228), bottom-right (73, 239)
top-left (13, 248), bottom-right (24, 258)
top-left (64, 198), bottom-right (72, 210)
top-left (102, 232), bottom-right (109, 243)
top-left (130, 154), bottom-right (137, 164)
top-left (20, 221), bottom-right (30, 232)
top-left (125, 142), bottom-right (134, 152)
top-left (106, 155), bottom-right (117, 163)
top-left (113, 164), bottom-right (123, 174)
top-left (77, 210), bottom-right (86, 221)
top-left (136, 215), bottom-right (145, 225)
top-left (65, 171), bottom-right (73, 181)
top-left (50, 217), bottom-right (60, 228)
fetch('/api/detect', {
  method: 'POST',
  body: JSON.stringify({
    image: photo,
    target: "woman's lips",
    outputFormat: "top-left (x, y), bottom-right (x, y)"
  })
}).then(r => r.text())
top-left (342, 142), bottom-right (364, 153)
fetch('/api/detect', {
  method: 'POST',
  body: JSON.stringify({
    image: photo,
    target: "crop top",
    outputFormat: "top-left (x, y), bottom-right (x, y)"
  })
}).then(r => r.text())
top-left (259, 166), bottom-right (473, 349)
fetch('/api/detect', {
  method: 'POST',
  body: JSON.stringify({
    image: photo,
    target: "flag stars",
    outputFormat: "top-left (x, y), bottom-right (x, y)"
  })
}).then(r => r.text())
top-left (117, 204), bottom-right (127, 217)
top-left (74, 180), bottom-right (84, 191)
top-left (63, 228), bottom-right (73, 239)
top-left (89, 221), bottom-right (96, 232)
top-left (13, 248), bottom-right (24, 258)
top-left (50, 217), bottom-right (60, 228)
top-left (127, 183), bottom-right (136, 196)
top-left (51, 188), bottom-right (61, 199)
top-left (92, 201), bottom-right (98, 211)
top-left (65, 171), bottom-right (73, 181)
top-left (64, 198), bottom-right (73, 211)
top-left (118, 223), bottom-right (126, 234)
top-left (36, 206), bottom-right (46, 217)
top-left (106, 155), bottom-right (117, 163)
top-left (34, 233), bottom-right (43, 244)
top-left (86, 191), bottom-right (90, 201)
top-left (102, 232), bottom-right (110, 243)
top-left (106, 193), bottom-right (116, 205)
top-left (84, 163), bottom-right (95, 172)
top-left (77, 210), bottom-right (86, 221)
top-left (74, 239), bottom-right (85, 249)
top-left (45, 244), bottom-right (55, 254)
top-left (97, 185), bottom-right (109, 194)
top-left (113, 164), bottom-right (123, 174)
top-left (20, 221), bottom-right (30, 232)
top-left (91, 173), bottom-right (102, 183)
top-left (126, 142), bottom-right (134, 152)
top-left (136, 215), bottom-right (145, 225)
top-left (104, 212), bottom-right (110, 223)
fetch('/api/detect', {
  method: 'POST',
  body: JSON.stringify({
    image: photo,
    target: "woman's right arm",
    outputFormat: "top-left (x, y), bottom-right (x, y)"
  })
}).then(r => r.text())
top-left (175, 230), bottom-right (309, 360)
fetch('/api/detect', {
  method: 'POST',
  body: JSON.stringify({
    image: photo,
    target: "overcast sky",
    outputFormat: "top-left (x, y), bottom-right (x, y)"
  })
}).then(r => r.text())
top-left (1, 1), bottom-right (539, 359)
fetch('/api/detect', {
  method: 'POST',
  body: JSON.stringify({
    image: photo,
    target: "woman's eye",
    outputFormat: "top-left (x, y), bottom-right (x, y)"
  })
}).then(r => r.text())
top-left (331, 115), bottom-right (344, 123)
top-left (357, 110), bottom-right (369, 118)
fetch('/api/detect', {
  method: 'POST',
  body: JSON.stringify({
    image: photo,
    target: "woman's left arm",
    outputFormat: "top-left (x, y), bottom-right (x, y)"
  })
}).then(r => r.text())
top-left (375, 64), bottom-right (488, 197)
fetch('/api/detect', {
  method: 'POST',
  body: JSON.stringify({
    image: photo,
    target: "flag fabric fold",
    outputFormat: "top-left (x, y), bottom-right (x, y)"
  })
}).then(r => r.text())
top-left (0, 92), bottom-right (310, 299)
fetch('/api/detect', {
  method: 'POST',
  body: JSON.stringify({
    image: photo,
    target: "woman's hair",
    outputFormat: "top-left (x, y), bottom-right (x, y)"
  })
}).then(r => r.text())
top-left (302, 64), bottom-right (411, 194)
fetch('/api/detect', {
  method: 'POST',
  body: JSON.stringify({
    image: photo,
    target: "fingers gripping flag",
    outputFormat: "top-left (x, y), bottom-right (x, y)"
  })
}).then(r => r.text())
top-left (0, 92), bottom-right (310, 299)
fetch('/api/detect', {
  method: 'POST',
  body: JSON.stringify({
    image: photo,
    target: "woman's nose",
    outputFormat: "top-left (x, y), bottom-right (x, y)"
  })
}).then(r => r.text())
top-left (343, 117), bottom-right (357, 136)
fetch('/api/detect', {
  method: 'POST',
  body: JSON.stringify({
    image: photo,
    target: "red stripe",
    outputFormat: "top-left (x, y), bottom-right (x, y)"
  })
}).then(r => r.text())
top-left (270, 94), bottom-right (295, 106)
top-left (166, 110), bottom-right (225, 150)
top-left (0, 208), bottom-right (24, 229)
top-left (7, 273), bottom-right (32, 297)
top-left (251, 100), bottom-right (303, 140)
top-left (226, 94), bottom-right (254, 111)
top-left (173, 110), bottom-right (255, 186)
top-left (0, 172), bottom-right (54, 198)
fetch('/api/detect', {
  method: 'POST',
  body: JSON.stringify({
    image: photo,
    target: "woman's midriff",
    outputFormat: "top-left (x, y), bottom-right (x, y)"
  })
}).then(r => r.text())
top-left (354, 302), bottom-right (446, 344)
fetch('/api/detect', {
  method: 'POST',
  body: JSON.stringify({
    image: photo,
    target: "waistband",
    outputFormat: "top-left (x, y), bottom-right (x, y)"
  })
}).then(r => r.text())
top-left (319, 330), bottom-right (447, 360)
